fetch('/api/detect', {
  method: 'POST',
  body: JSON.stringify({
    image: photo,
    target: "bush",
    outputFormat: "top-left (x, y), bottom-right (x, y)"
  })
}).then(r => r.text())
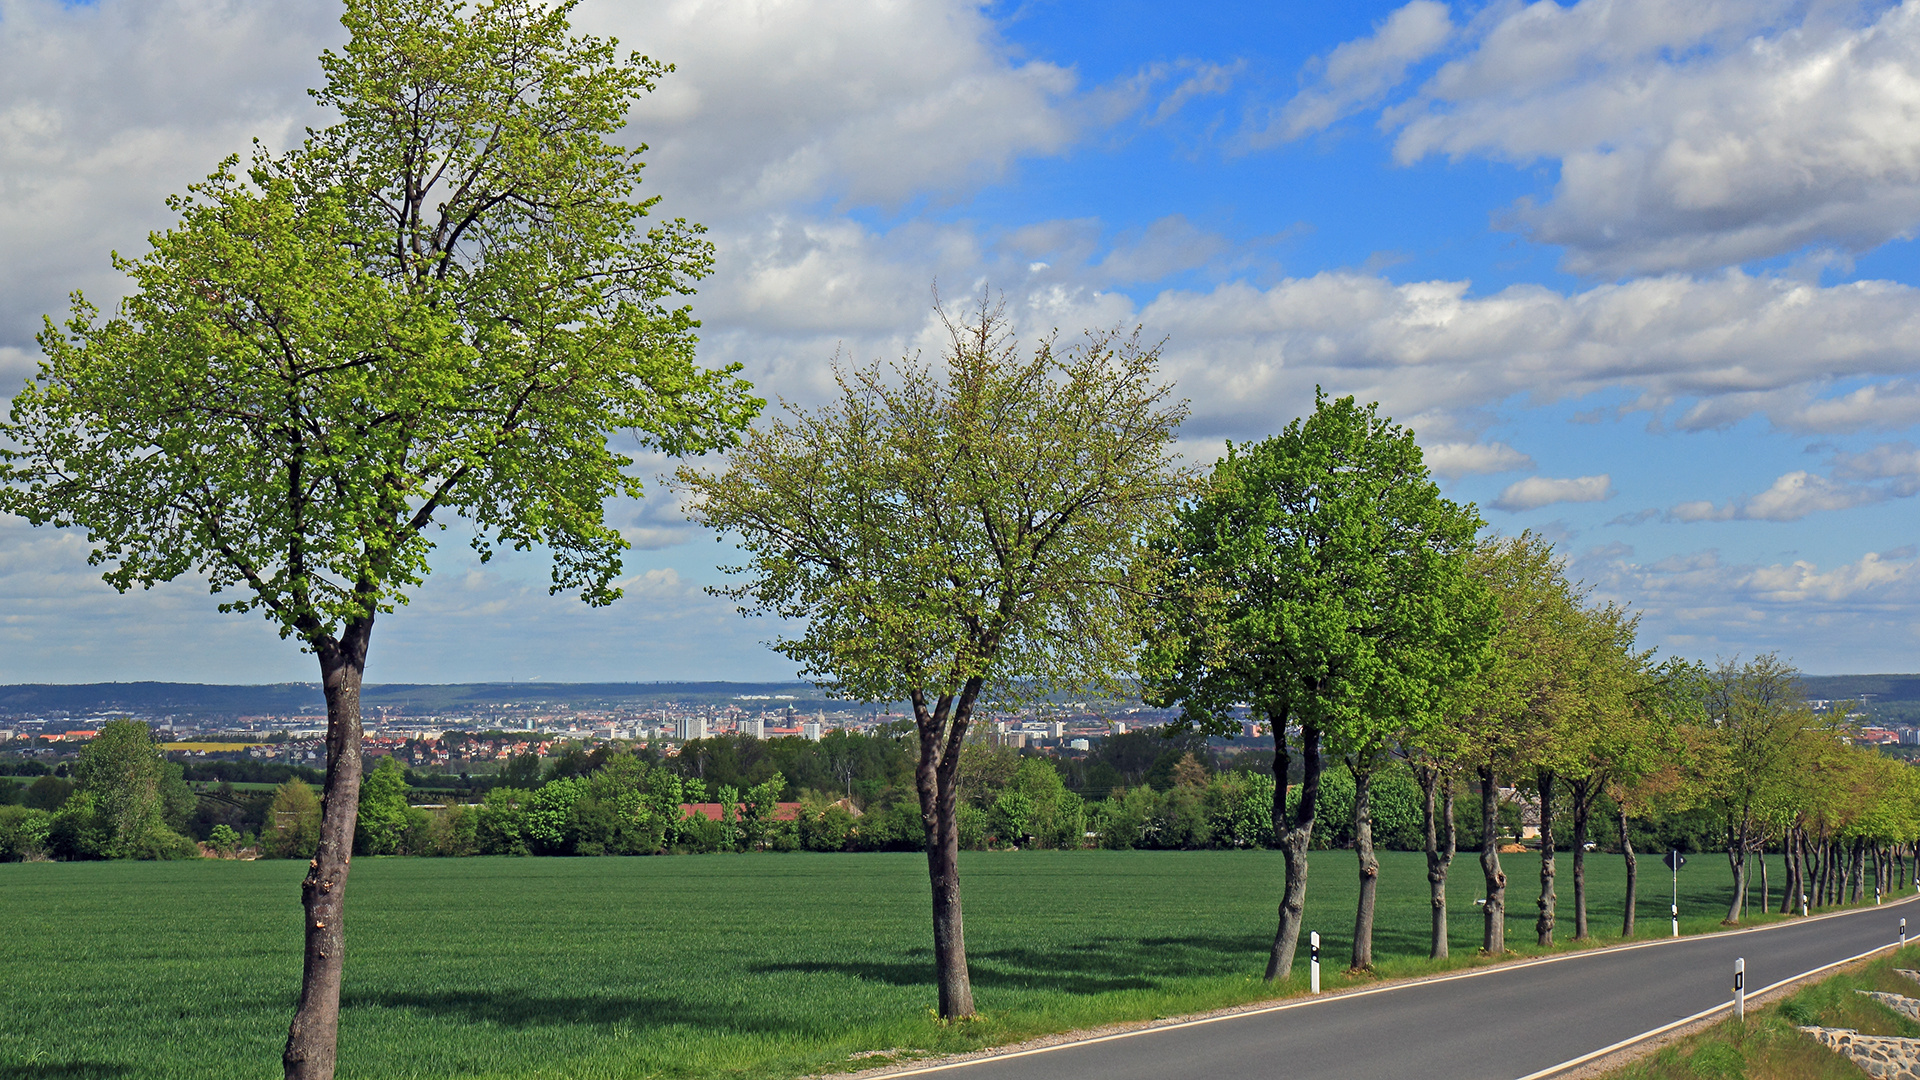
top-left (208, 824), bottom-right (241, 856)
top-left (957, 804), bottom-right (989, 851)
top-left (263, 780), bottom-right (322, 859)
top-left (1206, 771), bottom-right (1276, 849)
top-left (355, 758), bottom-right (413, 855)
top-left (0, 805), bottom-right (51, 861)
top-left (675, 813), bottom-right (732, 854)
top-left (477, 788), bottom-right (530, 856)
top-left (22, 775), bottom-right (73, 811)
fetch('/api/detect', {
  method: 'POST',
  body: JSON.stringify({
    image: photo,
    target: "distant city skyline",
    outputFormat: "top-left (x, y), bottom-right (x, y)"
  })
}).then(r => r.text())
top-left (5, 0), bottom-right (1920, 681)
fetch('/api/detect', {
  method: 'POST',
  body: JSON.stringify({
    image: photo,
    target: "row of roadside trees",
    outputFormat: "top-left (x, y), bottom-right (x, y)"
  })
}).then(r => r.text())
top-left (1, 1), bottom-right (1913, 1075)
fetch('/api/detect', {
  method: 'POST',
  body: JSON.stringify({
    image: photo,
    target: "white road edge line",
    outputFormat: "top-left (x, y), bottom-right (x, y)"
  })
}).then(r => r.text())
top-left (873, 895), bottom-right (1920, 1080)
top-left (1510, 938), bottom-right (1907, 1080)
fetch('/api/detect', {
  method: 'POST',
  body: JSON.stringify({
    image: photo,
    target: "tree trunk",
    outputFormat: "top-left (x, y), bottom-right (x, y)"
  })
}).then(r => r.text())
top-left (1570, 778), bottom-right (1590, 940)
top-left (1479, 764), bottom-right (1507, 954)
top-left (1781, 826), bottom-right (1800, 915)
top-left (1619, 806), bottom-right (1637, 938)
top-left (283, 621), bottom-right (372, 1080)
top-left (1350, 758), bottom-right (1378, 972)
top-left (1417, 762), bottom-right (1455, 960)
top-left (910, 679), bottom-right (984, 1019)
top-left (1816, 832), bottom-right (1831, 906)
top-left (1724, 817), bottom-right (1747, 924)
top-left (1851, 838), bottom-right (1866, 905)
top-left (1536, 769), bottom-right (1556, 947)
top-left (1267, 717), bottom-right (1321, 981)
top-left (1759, 839), bottom-right (1769, 915)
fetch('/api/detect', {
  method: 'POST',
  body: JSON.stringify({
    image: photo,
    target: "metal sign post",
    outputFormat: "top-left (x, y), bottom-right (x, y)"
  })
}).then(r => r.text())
top-left (1309, 931), bottom-right (1321, 994)
top-left (1664, 849), bottom-right (1686, 937)
top-left (1734, 958), bottom-right (1746, 1021)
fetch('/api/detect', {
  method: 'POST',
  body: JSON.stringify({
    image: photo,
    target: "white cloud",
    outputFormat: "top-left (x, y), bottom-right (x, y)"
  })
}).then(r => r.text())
top-left (1667, 442), bottom-right (1920, 522)
top-left (1576, 544), bottom-right (1920, 669)
top-left (1424, 440), bottom-right (1534, 478)
top-left (1829, 440), bottom-right (1920, 490)
top-left (1263, 0), bottom-right (1453, 144)
top-left (1135, 270), bottom-right (1920, 437)
top-left (0, 0), bottom-right (338, 352)
top-left (583, 0), bottom-right (1081, 214)
top-left (1493, 474), bottom-right (1612, 512)
top-left (1290, 0), bottom-right (1920, 275)
top-left (1668, 471), bottom-right (1876, 522)
top-left (1782, 381), bottom-right (1920, 433)
top-left (1149, 60), bottom-right (1245, 125)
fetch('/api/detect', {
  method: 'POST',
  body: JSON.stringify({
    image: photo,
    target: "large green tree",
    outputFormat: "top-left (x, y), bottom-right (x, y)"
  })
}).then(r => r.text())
top-left (1455, 532), bottom-right (1582, 954)
top-left (0, 2), bottom-right (756, 1075)
top-left (1143, 392), bottom-right (1492, 978)
top-left (679, 297), bottom-right (1188, 1018)
top-left (69, 719), bottom-right (195, 859)
top-left (1701, 654), bottom-right (1815, 923)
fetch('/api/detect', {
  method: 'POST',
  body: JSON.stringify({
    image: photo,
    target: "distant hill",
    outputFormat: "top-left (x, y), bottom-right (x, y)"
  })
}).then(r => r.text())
top-left (0, 680), bottom-right (846, 719)
top-left (8, 674), bottom-right (1917, 724)
top-left (1797, 675), bottom-right (1920, 703)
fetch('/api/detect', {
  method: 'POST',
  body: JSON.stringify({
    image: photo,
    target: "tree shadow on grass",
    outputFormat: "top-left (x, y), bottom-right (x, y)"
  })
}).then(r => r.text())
top-left (0, 1065), bottom-right (130, 1079)
top-left (344, 989), bottom-right (802, 1035)
top-left (755, 931), bottom-right (1270, 995)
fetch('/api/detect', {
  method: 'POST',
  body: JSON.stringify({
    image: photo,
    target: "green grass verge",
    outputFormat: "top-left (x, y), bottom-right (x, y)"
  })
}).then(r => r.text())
top-left (1596, 943), bottom-right (1920, 1080)
top-left (0, 848), bottom-right (1836, 1079)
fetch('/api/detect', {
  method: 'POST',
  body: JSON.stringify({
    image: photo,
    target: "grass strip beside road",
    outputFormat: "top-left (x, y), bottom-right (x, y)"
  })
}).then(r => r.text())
top-left (0, 849), bottom-right (1850, 1080)
top-left (1594, 942), bottom-right (1920, 1080)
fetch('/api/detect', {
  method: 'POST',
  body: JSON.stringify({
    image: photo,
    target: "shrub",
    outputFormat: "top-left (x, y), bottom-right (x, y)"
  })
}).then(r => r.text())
top-left (208, 824), bottom-right (241, 856)
top-left (263, 780), bottom-right (321, 859)
top-left (0, 805), bottom-right (51, 861)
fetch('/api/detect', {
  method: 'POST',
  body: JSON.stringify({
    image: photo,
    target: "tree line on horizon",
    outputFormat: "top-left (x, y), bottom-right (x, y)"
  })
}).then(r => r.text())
top-left (2, 0), bottom-right (1917, 1075)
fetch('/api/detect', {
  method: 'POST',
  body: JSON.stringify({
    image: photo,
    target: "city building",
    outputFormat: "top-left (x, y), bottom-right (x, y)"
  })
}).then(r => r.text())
top-left (675, 714), bottom-right (707, 741)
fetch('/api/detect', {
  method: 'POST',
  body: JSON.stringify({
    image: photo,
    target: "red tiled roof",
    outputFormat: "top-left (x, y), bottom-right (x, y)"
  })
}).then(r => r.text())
top-left (679, 801), bottom-right (804, 822)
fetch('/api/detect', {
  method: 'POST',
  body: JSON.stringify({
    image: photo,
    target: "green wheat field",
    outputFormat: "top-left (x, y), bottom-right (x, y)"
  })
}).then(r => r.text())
top-left (0, 849), bottom-right (1798, 1080)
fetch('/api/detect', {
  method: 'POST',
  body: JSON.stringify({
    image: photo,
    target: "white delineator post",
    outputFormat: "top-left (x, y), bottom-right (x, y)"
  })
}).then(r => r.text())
top-left (1671, 849), bottom-right (1680, 938)
top-left (1734, 957), bottom-right (1746, 1021)
top-left (1902, 917), bottom-right (1907, 948)
top-left (1802, 892), bottom-right (1809, 918)
top-left (1310, 931), bottom-right (1321, 994)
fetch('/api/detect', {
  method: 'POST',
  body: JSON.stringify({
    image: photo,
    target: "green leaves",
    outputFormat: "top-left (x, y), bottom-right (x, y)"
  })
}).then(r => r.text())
top-left (0, 0), bottom-right (760, 651)
top-left (679, 297), bottom-right (1190, 708)
top-left (1144, 390), bottom-right (1493, 756)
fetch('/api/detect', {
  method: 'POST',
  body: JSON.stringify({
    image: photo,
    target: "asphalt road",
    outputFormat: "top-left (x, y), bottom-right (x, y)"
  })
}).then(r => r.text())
top-left (889, 893), bottom-right (1920, 1080)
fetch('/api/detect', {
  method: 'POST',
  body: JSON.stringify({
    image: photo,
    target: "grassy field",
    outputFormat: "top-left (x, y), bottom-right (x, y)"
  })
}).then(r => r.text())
top-left (1597, 942), bottom-right (1920, 1079)
top-left (0, 848), bottom-right (1813, 1080)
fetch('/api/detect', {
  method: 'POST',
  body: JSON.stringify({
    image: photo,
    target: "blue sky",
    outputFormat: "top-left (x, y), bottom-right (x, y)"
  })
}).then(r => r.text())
top-left (4, 0), bottom-right (1920, 682)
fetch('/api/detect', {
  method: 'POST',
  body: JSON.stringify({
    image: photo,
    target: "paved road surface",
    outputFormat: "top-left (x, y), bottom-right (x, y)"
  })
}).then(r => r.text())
top-left (889, 895), bottom-right (1920, 1080)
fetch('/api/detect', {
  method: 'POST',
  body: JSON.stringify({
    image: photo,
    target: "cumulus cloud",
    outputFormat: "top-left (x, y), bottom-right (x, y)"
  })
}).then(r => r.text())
top-left (1133, 270), bottom-right (1920, 437)
top-left (583, 0), bottom-right (1080, 214)
top-left (1575, 544), bottom-right (1920, 669)
top-left (1261, 0), bottom-right (1453, 144)
top-left (1493, 474), bottom-right (1612, 512)
top-left (1668, 471), bottom-right (1878, 522)
top-left (1667, 441), bottom-right (1920, 522)
top-left (1829, 440), bottom-right (1920, 489)
top-left (1286, 0), bottom-right (1920, 275)
top-left (0, 0), bottom-right (338, 352)
top-left (1424, 440), bottom-right (1534, 478)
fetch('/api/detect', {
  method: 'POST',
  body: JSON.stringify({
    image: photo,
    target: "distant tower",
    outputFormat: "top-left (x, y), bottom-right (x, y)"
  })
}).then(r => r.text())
top-left (675, 714), bottom-right (707, 741)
